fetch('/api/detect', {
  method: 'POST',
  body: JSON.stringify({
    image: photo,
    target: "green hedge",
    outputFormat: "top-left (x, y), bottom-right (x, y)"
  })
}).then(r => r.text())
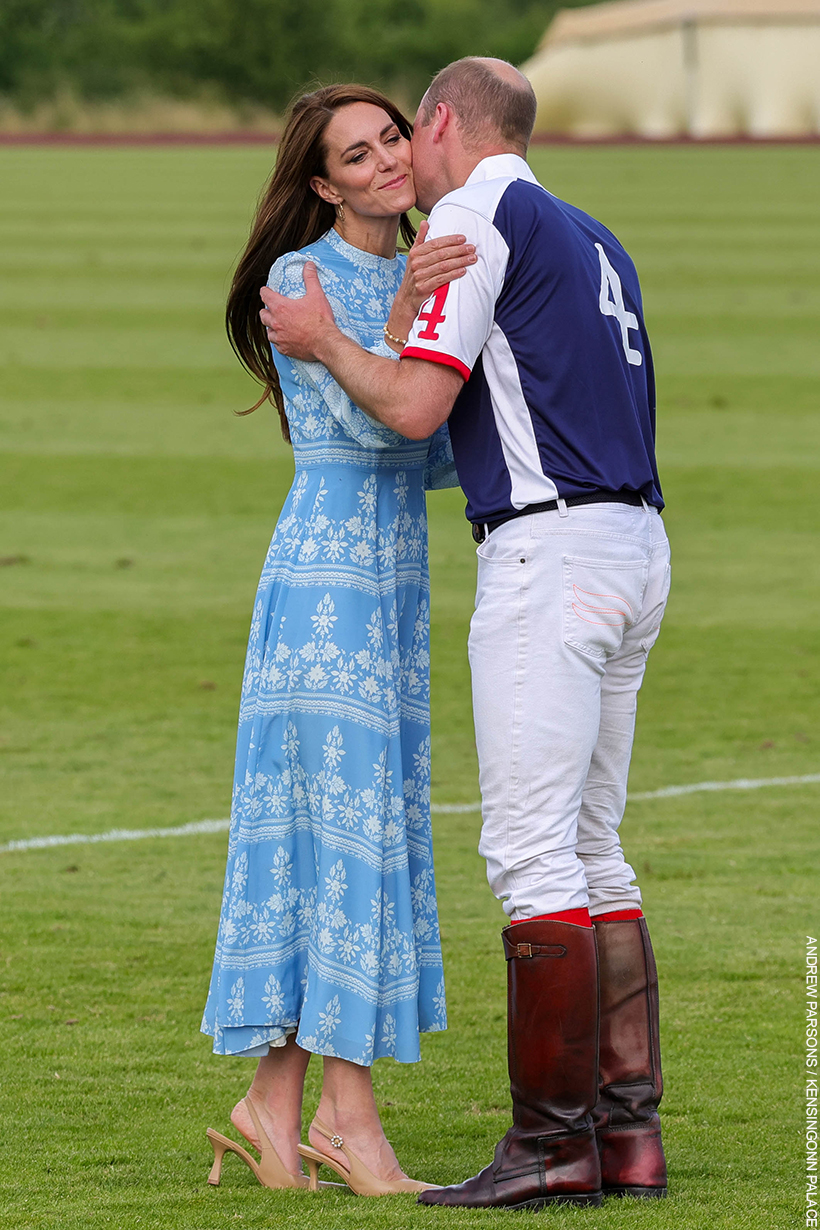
top-left (0, 0), bottom-right (596, 113)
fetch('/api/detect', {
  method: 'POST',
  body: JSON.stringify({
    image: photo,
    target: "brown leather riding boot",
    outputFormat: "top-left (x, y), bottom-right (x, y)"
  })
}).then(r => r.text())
top-left (419, 920), bottom-right (602, 1209)
top-left (592, 915), bottom-right (667, 1198)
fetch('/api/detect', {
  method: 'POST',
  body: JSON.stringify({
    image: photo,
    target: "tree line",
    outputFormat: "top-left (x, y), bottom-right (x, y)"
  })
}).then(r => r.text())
top-left (0, 0), bottom-right (595, 114)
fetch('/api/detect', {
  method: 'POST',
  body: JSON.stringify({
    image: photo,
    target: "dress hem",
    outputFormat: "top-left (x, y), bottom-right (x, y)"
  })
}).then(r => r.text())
top-left (201, 1021), bottom-right (447, 1066)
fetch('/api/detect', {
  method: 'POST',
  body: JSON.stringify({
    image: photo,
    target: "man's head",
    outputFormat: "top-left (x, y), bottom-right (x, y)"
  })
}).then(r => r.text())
top-left (411, 57), bottom-right (537, 212)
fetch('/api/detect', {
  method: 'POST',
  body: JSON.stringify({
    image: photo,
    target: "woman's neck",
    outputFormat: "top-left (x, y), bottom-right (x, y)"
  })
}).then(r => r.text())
top-left (334, 212), bottom-right (400, 259)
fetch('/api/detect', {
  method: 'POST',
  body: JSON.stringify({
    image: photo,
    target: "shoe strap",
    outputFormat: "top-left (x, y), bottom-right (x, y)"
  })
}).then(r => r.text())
top-left (244, 1097), bottom-right (273, 1155)
top-left (312, 1116), bottom-right (401, 1194)
top-left (312, 1114), bottom-right (347, 1153)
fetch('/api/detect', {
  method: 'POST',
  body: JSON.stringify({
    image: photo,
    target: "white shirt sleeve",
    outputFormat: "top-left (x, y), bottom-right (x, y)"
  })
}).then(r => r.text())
top-left (402, 202), bottom-right (510, 380)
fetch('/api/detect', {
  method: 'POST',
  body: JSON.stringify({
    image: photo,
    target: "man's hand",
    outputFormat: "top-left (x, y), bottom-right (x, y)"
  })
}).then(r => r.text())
top-left (383, 220), bottom-right (477, 350)
top-left (405, 219), bottom-right (476, 308)
top-left (259, 262), bottom-right (338, 363)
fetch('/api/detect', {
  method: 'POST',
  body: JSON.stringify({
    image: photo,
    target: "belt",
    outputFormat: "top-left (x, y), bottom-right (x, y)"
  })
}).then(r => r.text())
top-left (471, 489), bottom-right (645, 544)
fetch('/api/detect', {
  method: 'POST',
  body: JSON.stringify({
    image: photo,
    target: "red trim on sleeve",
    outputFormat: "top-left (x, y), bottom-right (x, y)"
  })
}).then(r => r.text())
top-left (400, 346), bottom-right (471, 382)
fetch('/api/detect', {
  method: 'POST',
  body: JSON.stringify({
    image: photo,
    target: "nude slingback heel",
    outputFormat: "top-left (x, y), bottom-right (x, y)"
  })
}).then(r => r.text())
top-left (206, 1097), bottom-right (310, 1190)
top-left (297, 1114), bottom-right (439, 1195)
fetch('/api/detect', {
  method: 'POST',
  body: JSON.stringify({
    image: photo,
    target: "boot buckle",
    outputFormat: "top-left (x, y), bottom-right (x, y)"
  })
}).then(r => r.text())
top-left (510, 942), bottom-right (567, 960)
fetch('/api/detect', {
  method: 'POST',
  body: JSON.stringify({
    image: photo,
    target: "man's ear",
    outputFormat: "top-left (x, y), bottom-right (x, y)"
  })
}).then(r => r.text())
top-left (431, 102), bottom-right (451, 145)
top-left (310, 176), bottom-right (340, 206)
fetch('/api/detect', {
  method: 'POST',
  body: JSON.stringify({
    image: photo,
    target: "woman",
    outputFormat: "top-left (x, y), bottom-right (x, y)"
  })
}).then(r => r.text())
top-left (201, 85), bottom-right (473, 1195)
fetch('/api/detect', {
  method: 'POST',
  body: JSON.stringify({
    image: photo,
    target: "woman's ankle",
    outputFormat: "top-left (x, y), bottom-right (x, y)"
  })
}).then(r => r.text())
top-left (242, 1088), bottom-right (301, 1139)
top-left (231, 1096), bottom-right (303, 1175)
top-left (314, 1092), bottom-right (381, 1136)
top-left (310, 1095), bottom-right (407, 1181)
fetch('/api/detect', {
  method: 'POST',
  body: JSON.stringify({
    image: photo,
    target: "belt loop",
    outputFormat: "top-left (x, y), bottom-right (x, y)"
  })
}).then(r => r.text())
top-left (640, 495), bottom-right (650, 512)
top-left (556, 497), bottom-right (568, 518)
top-left (483, 522), bottom-right (490, 540)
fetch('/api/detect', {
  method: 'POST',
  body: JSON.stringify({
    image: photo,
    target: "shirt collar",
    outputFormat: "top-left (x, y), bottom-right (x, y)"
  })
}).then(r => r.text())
top-left (464, 153), bottom-right (539, 187)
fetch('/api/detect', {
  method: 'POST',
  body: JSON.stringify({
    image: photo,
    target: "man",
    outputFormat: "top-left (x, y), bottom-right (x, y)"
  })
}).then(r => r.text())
top-left (261, 57), bottom-right (670, 1209)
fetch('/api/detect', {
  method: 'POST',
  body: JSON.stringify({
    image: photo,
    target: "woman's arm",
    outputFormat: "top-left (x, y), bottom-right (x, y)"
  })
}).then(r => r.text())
top-left (423, 423), bottom-right (460, 491)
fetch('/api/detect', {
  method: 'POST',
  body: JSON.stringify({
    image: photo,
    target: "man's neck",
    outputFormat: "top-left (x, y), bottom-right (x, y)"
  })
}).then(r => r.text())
top-left (446, 145), bottom-right (525, 194)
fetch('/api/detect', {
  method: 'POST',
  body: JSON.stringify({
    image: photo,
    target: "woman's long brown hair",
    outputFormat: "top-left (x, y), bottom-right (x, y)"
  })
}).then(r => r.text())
top-left (226, 84), bottom-right (417, 443)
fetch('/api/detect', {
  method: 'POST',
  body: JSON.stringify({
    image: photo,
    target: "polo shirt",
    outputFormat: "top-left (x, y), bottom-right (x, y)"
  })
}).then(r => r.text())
top-left (402, 154), bottom-right (663, 522)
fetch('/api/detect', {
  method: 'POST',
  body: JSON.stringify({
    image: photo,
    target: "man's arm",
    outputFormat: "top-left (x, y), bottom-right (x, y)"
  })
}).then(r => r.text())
top-left (259, 263), bottom-right (463, 440)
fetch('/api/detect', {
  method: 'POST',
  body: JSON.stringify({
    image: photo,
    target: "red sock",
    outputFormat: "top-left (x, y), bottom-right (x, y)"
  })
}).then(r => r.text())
top-left (594, 909), bottom-right (644, 922)
top-left (511, 908), bottom-right (592, 928)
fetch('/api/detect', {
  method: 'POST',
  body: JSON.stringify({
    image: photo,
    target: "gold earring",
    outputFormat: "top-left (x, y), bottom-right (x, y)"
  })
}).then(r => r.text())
top-left (335, 201), bottom-right (345, 222)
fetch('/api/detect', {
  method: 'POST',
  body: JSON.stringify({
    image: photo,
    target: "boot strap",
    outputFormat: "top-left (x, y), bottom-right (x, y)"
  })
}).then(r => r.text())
top-left (506, 942), bottom-right (567, 960)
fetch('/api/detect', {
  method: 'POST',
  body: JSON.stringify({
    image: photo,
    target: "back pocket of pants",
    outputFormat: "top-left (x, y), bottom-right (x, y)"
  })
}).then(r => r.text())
top-left (562, 555), bottom-right (648, 660)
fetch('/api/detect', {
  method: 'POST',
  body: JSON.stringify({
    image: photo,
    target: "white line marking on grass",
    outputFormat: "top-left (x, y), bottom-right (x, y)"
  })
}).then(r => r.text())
top-left (2, 774), bottom-right (819, 853)
top-left (433, 773), bottom-right (820, 810)
top-left (429, 802), bottom-right (482, 813)
top-left (628, 773), bottom-right (820, 800)
top-left (0, 818), bottom-right (229, 853)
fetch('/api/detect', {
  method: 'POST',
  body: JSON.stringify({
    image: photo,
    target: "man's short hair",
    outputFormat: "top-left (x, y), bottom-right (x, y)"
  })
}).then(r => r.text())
top-left (419, 57), bottom-right (537, 153)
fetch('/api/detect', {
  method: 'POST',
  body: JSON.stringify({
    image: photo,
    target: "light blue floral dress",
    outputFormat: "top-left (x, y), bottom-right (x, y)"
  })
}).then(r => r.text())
top-left (202, 228), bottom-right (457, 1066)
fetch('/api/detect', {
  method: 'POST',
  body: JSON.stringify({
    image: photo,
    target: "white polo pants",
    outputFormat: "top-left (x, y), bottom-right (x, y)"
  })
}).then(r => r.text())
top-left (469, 502), bottom-right (671, 920)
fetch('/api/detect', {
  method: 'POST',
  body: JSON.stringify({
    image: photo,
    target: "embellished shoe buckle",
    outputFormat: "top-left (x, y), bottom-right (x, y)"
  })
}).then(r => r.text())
top-left (330, 1134), bottom-right (344, 1149)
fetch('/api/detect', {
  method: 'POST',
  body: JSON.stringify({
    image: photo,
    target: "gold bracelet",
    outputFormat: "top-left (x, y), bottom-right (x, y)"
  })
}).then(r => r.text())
top-left (383, 324), bottom-right (408, 348)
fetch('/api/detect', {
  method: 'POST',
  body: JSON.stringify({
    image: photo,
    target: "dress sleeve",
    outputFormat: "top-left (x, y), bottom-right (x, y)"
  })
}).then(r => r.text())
top-left (268, 252), bottom-right (406, 450)
top-left (423, 423), bottom-right (460, 491)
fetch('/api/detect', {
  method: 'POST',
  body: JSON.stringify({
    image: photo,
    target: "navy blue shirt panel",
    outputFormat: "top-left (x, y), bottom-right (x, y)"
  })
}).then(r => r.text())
top-left (448, 180), bottom-right (663, 523)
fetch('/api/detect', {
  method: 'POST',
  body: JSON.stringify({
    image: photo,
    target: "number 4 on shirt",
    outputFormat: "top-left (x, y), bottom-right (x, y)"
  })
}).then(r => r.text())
top-left (417, 285), bottom-right (449, 340)
top-left (595, 243), bottom-right (642, 367)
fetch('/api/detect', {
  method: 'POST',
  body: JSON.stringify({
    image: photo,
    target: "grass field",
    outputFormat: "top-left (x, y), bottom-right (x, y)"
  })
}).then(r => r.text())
top-left (0, 142), bottom-right (818, 1229)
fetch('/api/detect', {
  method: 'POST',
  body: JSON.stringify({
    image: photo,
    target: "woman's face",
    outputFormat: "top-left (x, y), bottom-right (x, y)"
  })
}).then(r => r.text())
top-left (311, 102), bottom-right (415, 219)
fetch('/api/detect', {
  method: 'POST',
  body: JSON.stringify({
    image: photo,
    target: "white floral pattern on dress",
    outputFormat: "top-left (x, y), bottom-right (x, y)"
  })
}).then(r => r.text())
top-left (202, 230), bottom-right (453, 1066)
